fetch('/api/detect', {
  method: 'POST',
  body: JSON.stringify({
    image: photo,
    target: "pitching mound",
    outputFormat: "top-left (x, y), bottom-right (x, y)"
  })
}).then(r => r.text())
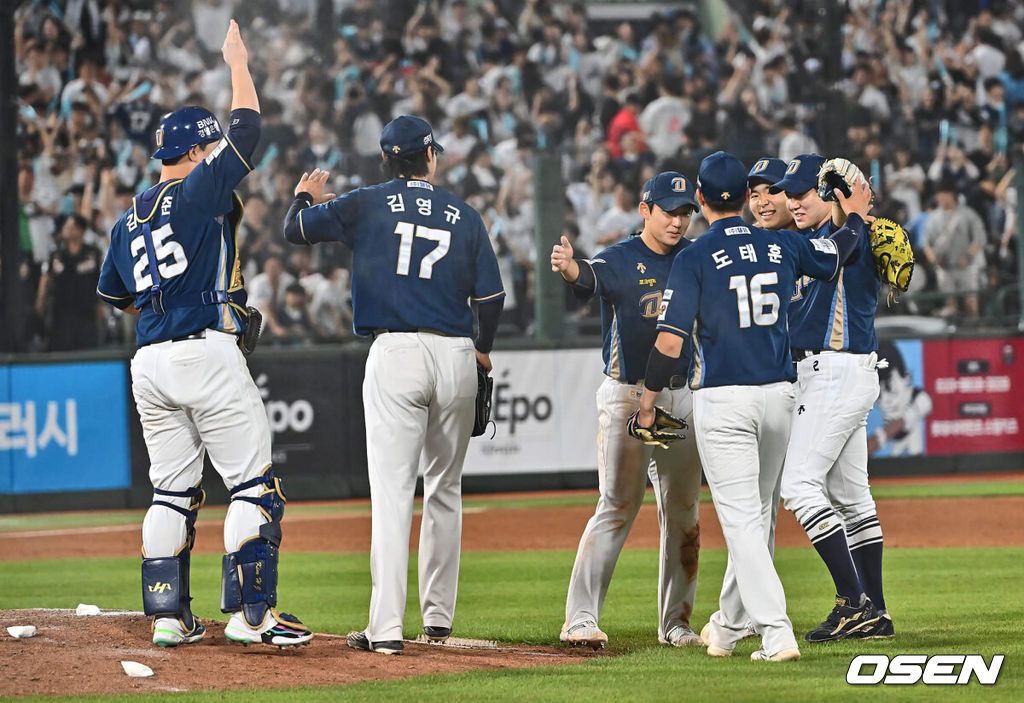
top-left (0, 609), bottom-right (606, 698)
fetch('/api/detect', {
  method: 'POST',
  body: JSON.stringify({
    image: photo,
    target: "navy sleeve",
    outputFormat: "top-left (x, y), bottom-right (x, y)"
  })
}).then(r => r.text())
top-left (793, 231), bottom-right (841, 282)
top-left (474, 297), bottom-right (504, 353)
top-left (178, 108), bottom-right (261, 217)
top-left (96, 236), bottom-right (132, 308)
top-left (293, 189), bottom-right (360, 248)
top-left (284, 194), bottom-right (314, 245)
top-left (471, 213), bottom-right (505, 302)
top-left (656, 247), bottom-right (699, 339)
top-left (588, 246), bottom-right (623, 301)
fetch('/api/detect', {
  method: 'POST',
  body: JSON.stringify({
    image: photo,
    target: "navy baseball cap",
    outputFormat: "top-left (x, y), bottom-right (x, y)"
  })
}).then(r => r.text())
top-left (696, 151), bottom-right (748, 205)
top-left (380, 115), bottom-right (444, 156)
top-left (641, 171), bottom-right (698, 212)
top-left (747, 157), bottom-right (788, 188)
top-left (769, 153), bottom-right (825, 194)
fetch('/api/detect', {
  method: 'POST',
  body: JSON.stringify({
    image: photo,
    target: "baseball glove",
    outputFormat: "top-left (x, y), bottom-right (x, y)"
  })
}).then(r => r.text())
top-left (626, 406), bottom-right (688, 449)
top-left (817, 157), bottom-right (866, 202)
top-left (869, 217), bottom-right (915, 300)
top-left (471, 362), bottom-right (494, 438)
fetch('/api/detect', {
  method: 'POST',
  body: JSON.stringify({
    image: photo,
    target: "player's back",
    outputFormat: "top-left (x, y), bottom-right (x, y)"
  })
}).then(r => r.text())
top-left (104, 169), bottom-right (245, 345)
top-left (788, 220), bottom-right (880, 353)
top-left (342, 178), bottom-right (498, 337)
top-left (663, 216), bottom-right (838, 388)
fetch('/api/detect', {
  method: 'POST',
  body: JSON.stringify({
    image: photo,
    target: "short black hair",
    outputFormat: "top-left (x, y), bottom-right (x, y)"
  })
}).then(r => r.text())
top-left (382, 147), bottom-right (433, 180)
top-left (160, 138), bottom-right (219, 167)
top-left (701, 195), bottom-right (744, 214)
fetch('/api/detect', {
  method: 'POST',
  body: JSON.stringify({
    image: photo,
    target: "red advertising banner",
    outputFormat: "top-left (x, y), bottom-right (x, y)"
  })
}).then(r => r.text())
top-left (922, 337), bottom-right (1024, 455)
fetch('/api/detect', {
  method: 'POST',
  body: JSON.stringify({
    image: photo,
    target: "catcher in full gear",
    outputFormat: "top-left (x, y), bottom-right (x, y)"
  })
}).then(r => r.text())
top-left (97, 21), bottom-right (311, 649)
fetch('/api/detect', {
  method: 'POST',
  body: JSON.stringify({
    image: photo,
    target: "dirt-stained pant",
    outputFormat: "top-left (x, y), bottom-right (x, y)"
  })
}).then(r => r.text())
top-left (565, 378), bottom-right (702, 641)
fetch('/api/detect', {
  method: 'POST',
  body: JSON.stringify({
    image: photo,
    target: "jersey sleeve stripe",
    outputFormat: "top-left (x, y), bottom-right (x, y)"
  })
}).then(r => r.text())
top-left (655, 323), bottom-right (690, 337)
top-left (298, 209), bottom-right (311, 244)
top-left (471, 290), bottom-right (505, 302)
top-left (97, 288), bottom-right (131, 301)
top-left (223, 135), bottom-right (253, 171)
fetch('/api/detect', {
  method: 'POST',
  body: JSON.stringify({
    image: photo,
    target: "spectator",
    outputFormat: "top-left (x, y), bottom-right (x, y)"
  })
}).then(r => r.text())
top-left (777, 114), bottom-right (819, 164)
top-left (249, 254), bottom-right (296, 340)
top-left (923, 181), bottom-right (988, 319)
top-left (606, 93), bottom-right (646, 160)
top-left (35, 214), bottom-right (104, 351)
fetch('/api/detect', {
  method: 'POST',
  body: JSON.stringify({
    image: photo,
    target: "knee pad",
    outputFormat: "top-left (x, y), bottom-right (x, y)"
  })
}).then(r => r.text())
top-left (221, 467), bottom-right (286, 626)
top-left (142, 484), bottom-right (204, 627)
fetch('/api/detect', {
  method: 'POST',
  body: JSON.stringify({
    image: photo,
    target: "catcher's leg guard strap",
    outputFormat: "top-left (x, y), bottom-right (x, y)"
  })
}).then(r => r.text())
top-left (221, 468), bottom-right (285, 625)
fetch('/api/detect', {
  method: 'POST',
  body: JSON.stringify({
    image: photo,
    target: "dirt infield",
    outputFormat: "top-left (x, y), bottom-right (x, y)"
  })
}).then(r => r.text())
top-left (3, 493), bottom-right (1023, 562)
top-left (0, 609), bottom-right (604, 697)
top-left (1, 483), bottom-right (1022, 698)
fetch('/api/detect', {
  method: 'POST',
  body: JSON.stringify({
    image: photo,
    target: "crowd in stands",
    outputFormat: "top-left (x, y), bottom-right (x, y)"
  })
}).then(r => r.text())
top-left (12, 0), bottom-right (1024, 351)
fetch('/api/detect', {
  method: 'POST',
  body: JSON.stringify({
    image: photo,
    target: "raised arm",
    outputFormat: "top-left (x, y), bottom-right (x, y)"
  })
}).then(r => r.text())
top-left (223, 20), bottom-right (259, 114)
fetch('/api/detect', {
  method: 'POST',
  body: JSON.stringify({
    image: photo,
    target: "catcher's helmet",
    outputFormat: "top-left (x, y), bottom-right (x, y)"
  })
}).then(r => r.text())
top-left (151, 106), bottom-right (223, 160)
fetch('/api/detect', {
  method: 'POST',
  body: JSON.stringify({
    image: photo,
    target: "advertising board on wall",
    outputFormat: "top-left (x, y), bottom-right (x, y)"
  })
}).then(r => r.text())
top-left (868, 337), bottom-right (1024, 457)
top-left (0, 362), bottom-right (130, 494)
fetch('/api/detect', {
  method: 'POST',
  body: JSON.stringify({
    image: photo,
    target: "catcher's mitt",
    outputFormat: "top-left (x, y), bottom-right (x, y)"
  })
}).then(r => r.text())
top-left (817, 157), bottom-right (866, 202)
top-left (869, 217), bottom-right (915, 300)
top-left (471, 362), bottom-right (494, 438)
top-left (626, 406), bottom-right (687, 449)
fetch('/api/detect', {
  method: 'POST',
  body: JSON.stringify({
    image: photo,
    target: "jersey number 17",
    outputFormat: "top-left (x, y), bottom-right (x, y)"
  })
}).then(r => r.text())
top-left (394, 221), bottom-right (451, 279)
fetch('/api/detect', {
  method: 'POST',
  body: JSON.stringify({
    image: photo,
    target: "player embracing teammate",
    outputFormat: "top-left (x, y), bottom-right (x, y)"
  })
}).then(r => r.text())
top-left (623, 148), bottom-right (893, 660)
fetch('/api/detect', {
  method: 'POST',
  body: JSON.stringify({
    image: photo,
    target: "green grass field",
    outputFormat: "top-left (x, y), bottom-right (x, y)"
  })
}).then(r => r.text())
top-left (2, 482), bottom-right (1022, 701)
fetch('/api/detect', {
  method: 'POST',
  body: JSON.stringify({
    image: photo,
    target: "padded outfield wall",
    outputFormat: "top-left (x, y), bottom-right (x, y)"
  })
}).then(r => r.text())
top-left (1, 335), bottom-right (1023, 513)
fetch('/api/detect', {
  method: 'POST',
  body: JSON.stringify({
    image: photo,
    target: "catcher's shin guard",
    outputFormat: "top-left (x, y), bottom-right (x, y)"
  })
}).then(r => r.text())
top-left (221, 468), bottom-right (286, 627)
top-left (142, 483), bottom-right (205, 630)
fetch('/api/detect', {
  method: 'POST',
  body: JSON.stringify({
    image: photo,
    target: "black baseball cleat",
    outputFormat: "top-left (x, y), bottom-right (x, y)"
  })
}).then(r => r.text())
top-left (423, 625), bottom-right (452, 642)
top-left (347, 630), bottom-right (404, 655)
top-left (849, 612), bottom-right (895, 639)
top-left (805, 595), bottom-right (881, 643)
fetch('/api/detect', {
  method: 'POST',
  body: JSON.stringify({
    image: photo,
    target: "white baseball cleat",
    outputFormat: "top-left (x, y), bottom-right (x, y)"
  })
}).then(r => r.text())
top-left (660, 624), bottom-right (705, 647)
top-left (152, 617), bottom-right (205, 647)
top-left (224, 609), bottom-right (312, 648)
top-left (560, 620), bottom-right (608, 649)
top-left (751, 647), bottom-right (801, 662)
top-left (700, 622), bottom-right (733, 657)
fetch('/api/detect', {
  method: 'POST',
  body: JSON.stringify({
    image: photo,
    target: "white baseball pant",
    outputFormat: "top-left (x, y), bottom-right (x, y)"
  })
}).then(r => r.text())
top-left (781, 352), bottom-right (881, 538)
top-left (694, 382), bottom-right (799, 658)
top-left (362, 331), bottom-right (477, 643)
top-left (132, 330), bottom-right (272, 558)
top-left (565, 378), bottom-right (702, 640)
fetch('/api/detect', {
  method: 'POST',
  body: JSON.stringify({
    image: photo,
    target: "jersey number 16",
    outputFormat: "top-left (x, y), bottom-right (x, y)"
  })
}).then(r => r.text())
top-left (729, 272), bottom-right (780, 328)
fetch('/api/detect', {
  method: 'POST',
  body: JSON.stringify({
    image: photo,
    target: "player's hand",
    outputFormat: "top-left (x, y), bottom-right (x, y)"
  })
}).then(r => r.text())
top-left (475, 350), bottom-right (492, 373)
top-left (550, 235), bottom-right (574, 273)
top-left (222, 19), bottom-right (248, 68)
top-left (294, 168), bottom-right (337, 205)
top-left (836, 177), bottom-right (872, 219)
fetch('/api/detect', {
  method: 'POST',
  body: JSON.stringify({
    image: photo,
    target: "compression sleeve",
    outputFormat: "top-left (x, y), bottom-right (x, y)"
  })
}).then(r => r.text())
top-left (475, 296), bottom-right (504, 353)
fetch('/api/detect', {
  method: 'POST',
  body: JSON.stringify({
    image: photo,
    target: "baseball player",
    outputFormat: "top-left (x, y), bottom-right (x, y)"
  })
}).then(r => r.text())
top-left (283, 115), bottom-right (505, 655)
top-left (96, 21), bottom-right (312, 648)
top-left (772, 154), bottom-right (893, 641)
top-left (550, 172), bottom-right (703, 650)
top-left (706, 156), bottom-right (793, 641)
top-left (632, 151), bottom-right (871, 662)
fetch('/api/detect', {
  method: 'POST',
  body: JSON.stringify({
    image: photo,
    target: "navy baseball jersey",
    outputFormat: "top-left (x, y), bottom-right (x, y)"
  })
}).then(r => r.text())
top-left (583, 235), bottom-right (691, 383)
top-left (294, 179), bottom-right (504, 337)
top-left (788, 220), bottom-right (880, 353)
top-left (98, 109), bottom-right (260, 346)
top-left (658, 216), bottom-right (841, 389)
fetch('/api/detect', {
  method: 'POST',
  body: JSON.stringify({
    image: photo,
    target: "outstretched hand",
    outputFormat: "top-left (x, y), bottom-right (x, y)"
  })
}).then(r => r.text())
top-left (294, 168), bottom-right (337, 205)
top-left (222, 19), bottom-right (248, 68)
top-left (836, 177), bottom-right (872, 219)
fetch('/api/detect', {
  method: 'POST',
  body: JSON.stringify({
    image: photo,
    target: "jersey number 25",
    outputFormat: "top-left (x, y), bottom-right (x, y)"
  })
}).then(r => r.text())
top-left (729, 272), bottom-right (779, 328)
top-left (130, 223), bottom-right (188, 291)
